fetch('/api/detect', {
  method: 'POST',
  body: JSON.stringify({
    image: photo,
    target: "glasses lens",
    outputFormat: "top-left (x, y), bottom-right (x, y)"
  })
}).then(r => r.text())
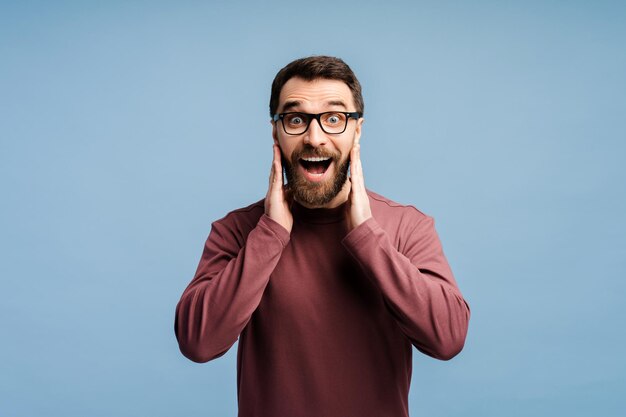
top-left (283, 113), bottom-right (310, 134)
top-left (320, 112), bottom-right (348, 134)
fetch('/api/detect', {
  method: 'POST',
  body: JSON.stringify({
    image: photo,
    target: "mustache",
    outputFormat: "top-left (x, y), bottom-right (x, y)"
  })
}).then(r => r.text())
top-left (290, 145), bottom-right (341, 163)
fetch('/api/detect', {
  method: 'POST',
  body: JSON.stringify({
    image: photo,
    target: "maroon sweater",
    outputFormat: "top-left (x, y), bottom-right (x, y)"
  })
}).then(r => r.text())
top-left (175, 191), bottom-right (470, 417)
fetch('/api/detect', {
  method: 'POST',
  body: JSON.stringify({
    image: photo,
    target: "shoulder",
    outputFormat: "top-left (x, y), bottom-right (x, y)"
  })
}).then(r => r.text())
top-left (211, 199), bottom-right (265, 239)
top-left (218, 199), bottom-right (264, 219)
top-left (366, 190), bottom-right (438, 252)
top-left (367, 189), bottom-right (432, 225)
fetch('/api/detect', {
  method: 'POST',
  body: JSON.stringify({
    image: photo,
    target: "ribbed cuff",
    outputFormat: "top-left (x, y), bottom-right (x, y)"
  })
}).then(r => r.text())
top-left (341, 217), bottom-right (381, 250)
top-left (258, 214), bottom-right (291, 247)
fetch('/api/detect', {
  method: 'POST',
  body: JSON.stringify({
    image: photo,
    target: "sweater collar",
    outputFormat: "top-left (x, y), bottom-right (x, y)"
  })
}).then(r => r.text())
top-left (291, 200), bottom-right (347, 224)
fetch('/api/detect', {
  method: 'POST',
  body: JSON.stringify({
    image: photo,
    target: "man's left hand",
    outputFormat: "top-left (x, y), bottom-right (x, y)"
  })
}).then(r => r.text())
top-left (346, 143), bottom-right (372, 231)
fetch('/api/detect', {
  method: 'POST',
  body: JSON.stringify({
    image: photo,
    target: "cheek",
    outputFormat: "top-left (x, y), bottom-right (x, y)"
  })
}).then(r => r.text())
top-left (277, 139), bottom-right (296, 161)
top-left (337, 137), bottom-right (356, 157)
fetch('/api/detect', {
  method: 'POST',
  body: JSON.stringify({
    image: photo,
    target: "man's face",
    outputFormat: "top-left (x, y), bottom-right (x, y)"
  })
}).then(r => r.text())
top-left (272, 77), bottom-right (363, 208)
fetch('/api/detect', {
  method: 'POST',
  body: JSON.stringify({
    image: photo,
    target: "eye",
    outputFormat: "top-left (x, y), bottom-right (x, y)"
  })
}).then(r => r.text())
top-left (322, 113), bottom-right (345, 125)
top-left (286, 114), bottom-right (306, 126)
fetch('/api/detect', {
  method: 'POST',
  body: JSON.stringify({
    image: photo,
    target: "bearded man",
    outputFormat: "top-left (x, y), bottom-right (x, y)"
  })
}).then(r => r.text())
top-left (175, 56), bottom-right (470, 417)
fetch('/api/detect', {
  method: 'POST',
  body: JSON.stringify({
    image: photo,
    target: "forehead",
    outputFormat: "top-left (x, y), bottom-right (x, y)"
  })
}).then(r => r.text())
top-left (278, 77), bottom-right (355, 111)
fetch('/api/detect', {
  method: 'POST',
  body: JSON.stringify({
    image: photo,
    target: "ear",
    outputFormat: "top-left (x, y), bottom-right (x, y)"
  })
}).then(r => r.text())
top-left (353, 117), bottom-right (364, 146)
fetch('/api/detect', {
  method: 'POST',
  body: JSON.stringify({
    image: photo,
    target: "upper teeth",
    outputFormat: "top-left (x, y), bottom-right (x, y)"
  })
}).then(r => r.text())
top-left (301, 157), bottom-right (330, 162)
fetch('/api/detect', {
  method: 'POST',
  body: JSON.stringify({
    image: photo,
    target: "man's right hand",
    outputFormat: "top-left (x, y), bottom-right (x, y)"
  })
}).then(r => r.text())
top-left (265, 144), bottom-right (293, 233)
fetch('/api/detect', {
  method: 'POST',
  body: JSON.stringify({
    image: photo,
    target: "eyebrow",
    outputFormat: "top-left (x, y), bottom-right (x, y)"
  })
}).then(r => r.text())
top-left (280, 99), bottom-right (349, 113)
top-left (326, 100), bottom-right (348, 110)
top-left (281, 100), bottom-right (301, 113)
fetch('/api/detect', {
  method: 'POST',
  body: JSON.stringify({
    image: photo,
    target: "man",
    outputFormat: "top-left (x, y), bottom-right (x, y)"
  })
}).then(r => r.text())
top-left (175, 56), bottom-right (470, 417)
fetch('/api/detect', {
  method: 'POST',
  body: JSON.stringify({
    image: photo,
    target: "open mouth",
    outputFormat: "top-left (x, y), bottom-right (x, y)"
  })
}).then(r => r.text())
top-left (299, 156), bottom-right (332, 175)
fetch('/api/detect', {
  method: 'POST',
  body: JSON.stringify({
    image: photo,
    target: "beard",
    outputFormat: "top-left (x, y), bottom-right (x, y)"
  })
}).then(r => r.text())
top-left (282, 145), bottom-right (350, 207)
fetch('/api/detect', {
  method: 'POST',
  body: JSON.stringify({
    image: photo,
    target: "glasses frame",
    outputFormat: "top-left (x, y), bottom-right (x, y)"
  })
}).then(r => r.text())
top-left (273, 111), bottom-right (362, 135)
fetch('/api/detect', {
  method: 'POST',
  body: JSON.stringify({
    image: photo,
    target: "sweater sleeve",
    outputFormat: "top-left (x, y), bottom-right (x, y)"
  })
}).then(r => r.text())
top-left (175, 214), bottom-right (290, 363)
top-left (342, 215), bottom-right (470, 360)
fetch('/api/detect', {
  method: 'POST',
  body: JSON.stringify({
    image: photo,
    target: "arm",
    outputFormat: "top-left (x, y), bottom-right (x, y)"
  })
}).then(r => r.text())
top-left (175, 214), bottom-right (289, 363)
top-left (344, 144), bottom-right (469, 360)
top-left (175, 145), bottom-right (293, 363)
top-left (342, 215), bottom-right (470, 360)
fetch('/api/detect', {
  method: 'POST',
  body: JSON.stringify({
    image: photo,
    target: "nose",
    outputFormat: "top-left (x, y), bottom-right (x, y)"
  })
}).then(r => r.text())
top-left (303, 118), bottom-right (327, 147)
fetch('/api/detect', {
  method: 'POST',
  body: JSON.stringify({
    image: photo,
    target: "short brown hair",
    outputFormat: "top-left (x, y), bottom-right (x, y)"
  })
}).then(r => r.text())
top-left (269, 56), bottom-right (364, 117)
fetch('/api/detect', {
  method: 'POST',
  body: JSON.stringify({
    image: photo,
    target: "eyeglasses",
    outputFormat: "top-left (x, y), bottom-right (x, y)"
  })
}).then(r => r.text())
top-left (273, 111), bottom-right (362, 135)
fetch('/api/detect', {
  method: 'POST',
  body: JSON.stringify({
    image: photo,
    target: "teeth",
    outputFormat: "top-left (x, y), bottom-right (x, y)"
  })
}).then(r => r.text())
top-left (301, 156), bottom-right (331, 162)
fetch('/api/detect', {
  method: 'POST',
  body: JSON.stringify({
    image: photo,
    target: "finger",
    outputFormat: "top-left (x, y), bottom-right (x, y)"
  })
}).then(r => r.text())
top-left (347, 176), bottom-right (354, 196)
top-left (272, 160), bottom-right (283, 192)
top-left (349, 145), bottom-right (358, 179)
top-left (268, 147), bottom-right (275, 189)
top-left (273, 144), bottom-right (280, 165)
top-left (272, 145), bottom-right (283, 187)
top-left (351, 145), bottom-right (363, 189)
top-left (350, 146), bottom-right (359, 189)
top-left (358, 146), bottom-right (366, 185)
top-left (268, 145), bottom-right (283, 198)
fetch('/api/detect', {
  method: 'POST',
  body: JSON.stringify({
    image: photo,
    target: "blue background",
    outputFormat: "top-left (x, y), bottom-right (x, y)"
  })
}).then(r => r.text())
top-left (1, 1), bottom-right (625, 416)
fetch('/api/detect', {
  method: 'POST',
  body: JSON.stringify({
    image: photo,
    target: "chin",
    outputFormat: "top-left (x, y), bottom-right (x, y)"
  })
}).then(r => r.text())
top-left (287, 158), bottom-right (350, 207)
